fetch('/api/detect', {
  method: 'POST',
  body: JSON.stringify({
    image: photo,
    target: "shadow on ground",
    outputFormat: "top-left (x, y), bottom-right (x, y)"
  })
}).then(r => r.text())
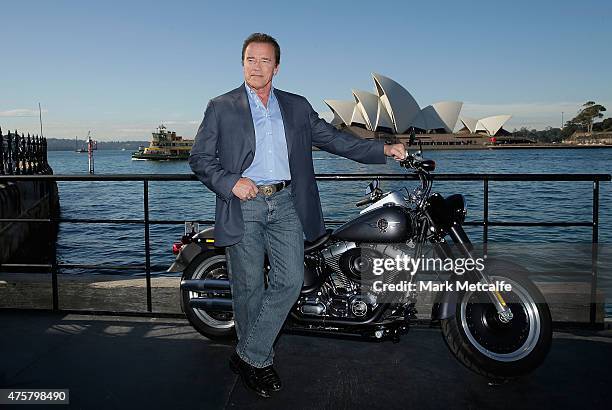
top-left (0, 311), bottom-right (610, 409)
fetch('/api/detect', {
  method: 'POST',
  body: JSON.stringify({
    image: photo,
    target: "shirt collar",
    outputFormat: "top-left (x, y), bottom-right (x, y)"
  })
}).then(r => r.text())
top-left (244, 81), bottom-right (275, 106)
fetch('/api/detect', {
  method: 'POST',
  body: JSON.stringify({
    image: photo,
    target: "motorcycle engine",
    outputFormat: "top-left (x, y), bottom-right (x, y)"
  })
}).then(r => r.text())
top-left (296, 241), bottom-right (407, 320)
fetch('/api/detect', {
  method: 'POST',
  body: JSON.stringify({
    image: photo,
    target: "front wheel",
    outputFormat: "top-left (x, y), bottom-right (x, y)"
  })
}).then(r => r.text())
top-left (441, 263), bottom-right (552, 380)
top-left (181, 250), bottom-right (236, 340)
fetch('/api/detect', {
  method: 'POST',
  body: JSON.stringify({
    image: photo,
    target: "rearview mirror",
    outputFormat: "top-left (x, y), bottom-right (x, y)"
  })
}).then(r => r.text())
top-left (365, 179), bottom-right (379, 196)
top-left (185, 221), bottom-right (199, 236)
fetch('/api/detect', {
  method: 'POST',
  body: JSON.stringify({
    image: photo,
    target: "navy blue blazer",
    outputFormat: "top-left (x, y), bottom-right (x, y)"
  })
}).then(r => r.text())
top-left (189, 84), bottom-right (386, 247)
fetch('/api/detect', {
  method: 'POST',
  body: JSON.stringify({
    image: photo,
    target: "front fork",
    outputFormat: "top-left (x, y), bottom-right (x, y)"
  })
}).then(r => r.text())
top-left (446, 223), bottom-right (514, 322)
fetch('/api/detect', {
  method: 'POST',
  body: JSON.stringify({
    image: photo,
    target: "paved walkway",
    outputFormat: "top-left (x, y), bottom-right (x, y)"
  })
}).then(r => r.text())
top-left (1, 311), bottom-right (611, 409)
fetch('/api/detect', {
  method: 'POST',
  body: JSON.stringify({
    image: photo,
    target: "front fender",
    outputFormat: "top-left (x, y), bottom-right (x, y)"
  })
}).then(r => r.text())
top-left (431, 258), bottom-right (530, 320)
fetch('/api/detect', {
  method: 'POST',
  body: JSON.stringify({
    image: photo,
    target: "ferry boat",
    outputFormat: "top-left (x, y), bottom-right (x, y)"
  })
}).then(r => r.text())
top-left (131, 125), bottom-right (194, 160)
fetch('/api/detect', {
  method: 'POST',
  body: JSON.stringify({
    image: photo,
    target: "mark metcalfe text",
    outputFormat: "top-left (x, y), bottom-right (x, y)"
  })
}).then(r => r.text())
top-left (372, 280), bottom-right (512, 293)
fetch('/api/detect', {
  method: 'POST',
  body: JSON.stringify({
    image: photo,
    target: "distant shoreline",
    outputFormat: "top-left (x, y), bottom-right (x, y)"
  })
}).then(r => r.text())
top-left (44, 144), bottom-right (612, 152)
top-left (402, 143), bottom-right (612, 150)
top-left (313, 143), bottom-right (612, 151)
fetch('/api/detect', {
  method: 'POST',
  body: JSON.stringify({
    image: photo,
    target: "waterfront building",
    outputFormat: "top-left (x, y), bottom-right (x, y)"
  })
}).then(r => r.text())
top-left (563, 131), bottom-right (612, 145)
top-left (325, 73), bottom-right (513, 145)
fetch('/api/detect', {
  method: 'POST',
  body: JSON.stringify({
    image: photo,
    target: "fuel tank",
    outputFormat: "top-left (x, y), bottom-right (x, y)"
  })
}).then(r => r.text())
top-left (333, 205), bottom-right (412, 243)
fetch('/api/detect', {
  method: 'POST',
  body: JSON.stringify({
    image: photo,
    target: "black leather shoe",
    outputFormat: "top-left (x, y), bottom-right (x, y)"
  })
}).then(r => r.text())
top-left (259, 365), bottom-right (282, 392)
top-left (230, 353), bottom-right (282, 392)
top-left (229, 352), bottom-right (273, 398)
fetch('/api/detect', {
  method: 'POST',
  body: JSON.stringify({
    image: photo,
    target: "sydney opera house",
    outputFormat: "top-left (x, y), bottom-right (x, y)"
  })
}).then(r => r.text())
top-left (324, 73), bottom-right (516, 147)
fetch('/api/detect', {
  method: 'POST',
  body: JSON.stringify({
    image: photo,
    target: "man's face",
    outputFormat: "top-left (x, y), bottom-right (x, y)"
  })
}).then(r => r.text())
top-left (243, 42), bottom-right (279, 90)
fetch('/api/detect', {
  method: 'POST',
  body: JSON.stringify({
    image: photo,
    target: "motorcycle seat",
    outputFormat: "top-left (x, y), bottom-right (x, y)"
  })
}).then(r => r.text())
top-left (304, 229), bottom-right (332, 253)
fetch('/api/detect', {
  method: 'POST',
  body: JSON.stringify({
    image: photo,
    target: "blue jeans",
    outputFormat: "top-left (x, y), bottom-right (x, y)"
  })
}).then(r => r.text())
top-left (225, 186), bottom-right (304, 368)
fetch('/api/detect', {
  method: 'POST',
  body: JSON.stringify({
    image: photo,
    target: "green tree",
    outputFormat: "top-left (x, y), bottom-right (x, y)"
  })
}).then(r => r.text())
top-left (570, 101), bottom-right (607, 134)
top-left (593, 117), bottom-right (612, 132)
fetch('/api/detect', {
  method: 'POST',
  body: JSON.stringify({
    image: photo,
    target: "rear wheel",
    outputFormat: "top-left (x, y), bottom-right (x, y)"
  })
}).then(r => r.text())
top-left (181, 251), bottom-right (236, 340)
top-left (441, 264), bottom-right (552, 380)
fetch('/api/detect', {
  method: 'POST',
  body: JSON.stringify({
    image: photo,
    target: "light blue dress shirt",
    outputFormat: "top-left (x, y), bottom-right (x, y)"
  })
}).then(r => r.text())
top-left (242, 83), bottom-right (291, 185)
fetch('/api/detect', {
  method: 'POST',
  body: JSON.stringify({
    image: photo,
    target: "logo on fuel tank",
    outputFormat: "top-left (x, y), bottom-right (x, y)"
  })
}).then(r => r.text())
top-left (377, 218), bottom-right (389, 232)
top-left (368, 218), bottom-right (400, 233)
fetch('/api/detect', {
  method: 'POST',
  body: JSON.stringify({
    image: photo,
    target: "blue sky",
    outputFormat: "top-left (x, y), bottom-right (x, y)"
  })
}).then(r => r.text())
top-left (1, 0), bottom-right (611, 140)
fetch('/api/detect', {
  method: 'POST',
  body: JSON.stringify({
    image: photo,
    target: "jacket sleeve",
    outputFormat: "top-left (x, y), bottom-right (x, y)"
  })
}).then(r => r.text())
top-left (307, 99), bottom-right (386, 164)
top-left (188, 100), bottom-right (241, 202)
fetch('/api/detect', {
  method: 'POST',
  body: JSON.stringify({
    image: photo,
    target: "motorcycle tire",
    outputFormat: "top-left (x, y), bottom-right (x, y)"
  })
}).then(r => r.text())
top-left (181, 250), bottom-right (236, 340)
top-left (441, 261), bottom-right (552, 381)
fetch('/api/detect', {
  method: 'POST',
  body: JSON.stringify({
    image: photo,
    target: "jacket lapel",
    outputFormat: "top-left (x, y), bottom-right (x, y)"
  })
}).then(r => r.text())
top-left (234, 84), bottom-right (256, 153)
top-left (274, 90), bottom-right (294, 157)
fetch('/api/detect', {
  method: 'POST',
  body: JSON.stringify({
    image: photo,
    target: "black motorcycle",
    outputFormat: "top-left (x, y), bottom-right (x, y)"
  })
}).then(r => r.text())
top-left (169, 141), bottom-right (552, 381)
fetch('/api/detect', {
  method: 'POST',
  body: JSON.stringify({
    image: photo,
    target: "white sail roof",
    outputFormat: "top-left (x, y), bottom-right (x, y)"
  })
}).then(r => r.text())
top-left (478, 115), bottom-right (512, 136)
top-left (460, 117), bottom-right (479, 133)
top-left (324, 99), bottom-right (356, 127)
top-left (431, 101), bottom-right (463, 133)
top-left (372, 72), bottom-right (421, 133)
top-left (351, 104), bottom-right (366, 125)
top-left (376, 99), bottom-right (394, 129)
top-left (352, 89), bottom-right (380, 131)
top-left (415, 105), bottom-right (445, 131)
top-left (323, 74), bottom-right (511, 136)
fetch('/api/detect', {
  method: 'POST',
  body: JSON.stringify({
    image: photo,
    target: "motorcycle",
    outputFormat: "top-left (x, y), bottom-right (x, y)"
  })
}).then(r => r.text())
top-left (168, 136), bottom-right (552, 381)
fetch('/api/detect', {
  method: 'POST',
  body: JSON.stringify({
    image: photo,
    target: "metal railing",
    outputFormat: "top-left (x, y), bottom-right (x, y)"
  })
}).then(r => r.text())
top-left (0, 172), bottom-right (610, 324)
top-left (0, 127), bottom-right (50, 175)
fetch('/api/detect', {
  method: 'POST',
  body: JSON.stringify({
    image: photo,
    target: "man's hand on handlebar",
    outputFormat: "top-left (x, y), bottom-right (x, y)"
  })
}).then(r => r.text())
top-left (384, 143), bottom-right (407, 161)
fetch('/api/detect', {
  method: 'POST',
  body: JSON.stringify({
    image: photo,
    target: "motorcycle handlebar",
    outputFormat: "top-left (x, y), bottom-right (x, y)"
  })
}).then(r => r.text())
top-left (400, 153), bottom-right (435, 173)
top-left (399, 154), bottom-right (417, 170)
top-left (356, 197), bottom-right (374, 207)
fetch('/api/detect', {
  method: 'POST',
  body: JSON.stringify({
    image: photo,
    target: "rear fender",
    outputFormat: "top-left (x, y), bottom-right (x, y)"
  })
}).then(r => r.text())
top-left (166, 227), bottom-right (217, 273)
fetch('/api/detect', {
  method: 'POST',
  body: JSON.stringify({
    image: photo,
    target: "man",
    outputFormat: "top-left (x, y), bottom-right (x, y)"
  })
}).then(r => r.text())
top-left (189, 33), bottom-right (406, 398)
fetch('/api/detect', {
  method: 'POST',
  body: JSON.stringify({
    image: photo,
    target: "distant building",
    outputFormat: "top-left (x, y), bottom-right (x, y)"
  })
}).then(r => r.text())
top-left (325, 73), bottom-right (512, 137)
top-left (563, 131), bottom-right (612, 145)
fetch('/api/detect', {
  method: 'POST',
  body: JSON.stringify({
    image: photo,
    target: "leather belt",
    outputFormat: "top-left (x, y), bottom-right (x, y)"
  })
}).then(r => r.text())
top-left (257, 180), bottom-right (291, 196)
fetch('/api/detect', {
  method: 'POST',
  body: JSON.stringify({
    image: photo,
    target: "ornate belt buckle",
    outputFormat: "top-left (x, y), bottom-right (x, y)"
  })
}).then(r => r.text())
top-left (261, 185), bottom-right (274, 196)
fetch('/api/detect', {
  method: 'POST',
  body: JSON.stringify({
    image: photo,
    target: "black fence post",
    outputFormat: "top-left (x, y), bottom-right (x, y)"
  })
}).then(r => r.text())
top-left (25, 133), bottom-right (29, 174)
top-left (33, 135), bottom-right (38, 173)
top-left (590, 180), bottom-right (600, 325)
top-left (14, 132), bottom-right (20, 175)
top-left (144, 180), bottom-right (152, 312)
top-left (483, 178), bottom-right (489, 255)
top-left (16, 132), bottom-right (22, 175)
top-left (37, 135), bottom-right (42, 173)
top-left (43, 137), bottom-right (48, 170)
top-left (12, 132), bottom-right (17, 175)
top-left (7, 133), bottom-right (13, 175)
top-left (0, 127), bottom-right (4, 175)
top-left (35, 135), bottom-right (40, 173)
top-left (21, 133), bottom-right (26, 174)
top-left (27, 133), bottom-right (32, 174)
top-left (50, 175), bottom-right (59, 311)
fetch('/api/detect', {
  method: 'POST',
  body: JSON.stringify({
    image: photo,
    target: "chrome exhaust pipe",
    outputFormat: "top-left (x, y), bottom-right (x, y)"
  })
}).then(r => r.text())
top-left (181, 279), bottom-right (230, 292)
top-left (189, 297), bottom-right (233, 311)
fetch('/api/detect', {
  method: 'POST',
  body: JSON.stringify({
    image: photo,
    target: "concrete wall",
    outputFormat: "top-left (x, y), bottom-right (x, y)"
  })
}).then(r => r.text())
top-left (0, 180), bottom-right (59, 264)
top-left (0, 273), bottom-right (604, 324)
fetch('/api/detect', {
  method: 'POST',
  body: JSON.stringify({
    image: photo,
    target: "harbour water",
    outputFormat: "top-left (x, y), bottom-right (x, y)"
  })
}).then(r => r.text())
top-left (45, 148), bottom-right (612, 314)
